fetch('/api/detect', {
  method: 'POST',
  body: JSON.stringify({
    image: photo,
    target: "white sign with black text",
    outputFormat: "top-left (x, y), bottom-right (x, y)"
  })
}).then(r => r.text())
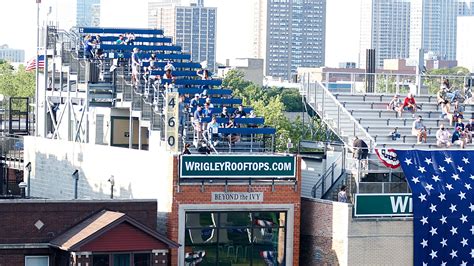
top-left (211, 192), bottom-right (264, 202)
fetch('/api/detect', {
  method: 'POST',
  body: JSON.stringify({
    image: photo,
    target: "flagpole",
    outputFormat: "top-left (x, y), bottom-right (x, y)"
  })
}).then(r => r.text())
top-left (35, 0), bottom-right (40, 136)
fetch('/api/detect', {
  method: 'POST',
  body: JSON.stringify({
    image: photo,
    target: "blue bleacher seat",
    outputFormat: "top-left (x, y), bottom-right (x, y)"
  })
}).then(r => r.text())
top-left (149, 70), bottom-right (197, 76)
top-left (100, 44), bottom-right (182, 52)
top-left (99, 36), bottom-right (172, 43)
top-left (190, 107), bottom-right (252, 114)
top-left (79, 27), bottom-right (163, 35)
top-left (106, 52), bottom-right (191, 60)
top-left (184, 98), bottom-right (242, 105)
top-left (218, 127), bottom-right (276, 135)
top-left (163, 79), bottom-right (222, 86)
top-left (142, 62), bottom-right (202, 69)
top-left (178, 88), bottom-right (233, 96)
top-left (149, 70), bottom-right (197, 77)
top-left (200, 117), bottom-right (265, 124)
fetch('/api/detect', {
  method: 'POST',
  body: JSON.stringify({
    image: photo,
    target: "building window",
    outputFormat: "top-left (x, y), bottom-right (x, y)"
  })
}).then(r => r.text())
top-left (25, 256), bottom-right (49, 266)
top-left (92, 254), bottom-right (109, 266)
top-left (184, 211), bottom-right (287, 265)
top-left (133, 253), bottom-right (151, 266)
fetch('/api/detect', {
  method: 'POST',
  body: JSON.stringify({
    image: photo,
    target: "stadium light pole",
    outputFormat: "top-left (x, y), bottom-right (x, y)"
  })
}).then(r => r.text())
top-left (35, 0), bottom-right (41, 136)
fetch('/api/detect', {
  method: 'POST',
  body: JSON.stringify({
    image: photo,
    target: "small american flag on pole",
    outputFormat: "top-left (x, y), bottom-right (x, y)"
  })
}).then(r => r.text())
top-left (25, 55), bottom-right (45, 71)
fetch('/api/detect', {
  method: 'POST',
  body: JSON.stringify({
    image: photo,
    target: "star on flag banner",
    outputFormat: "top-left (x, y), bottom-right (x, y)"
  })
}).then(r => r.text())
top-left (396, 150), bottom-right (474, 265)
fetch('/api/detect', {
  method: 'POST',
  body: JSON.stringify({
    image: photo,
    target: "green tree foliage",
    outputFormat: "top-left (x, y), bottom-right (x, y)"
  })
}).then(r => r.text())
top-left (222, 69), bottom-right (330, 152)
top-left (0, 60), bottom-right (35, 98)
top-left (424, 66), bottom-right (470, 94)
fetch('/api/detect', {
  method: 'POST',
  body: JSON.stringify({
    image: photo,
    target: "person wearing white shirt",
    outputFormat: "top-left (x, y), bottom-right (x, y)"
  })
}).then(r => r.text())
top-left (436, 124), bottom-right (451, 148)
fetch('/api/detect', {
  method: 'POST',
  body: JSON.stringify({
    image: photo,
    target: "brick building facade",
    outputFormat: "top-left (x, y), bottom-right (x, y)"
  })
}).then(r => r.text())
top-left (0, 200), bottom-right (178, 266)
top-left (168, 156), bottom-right (302, 265)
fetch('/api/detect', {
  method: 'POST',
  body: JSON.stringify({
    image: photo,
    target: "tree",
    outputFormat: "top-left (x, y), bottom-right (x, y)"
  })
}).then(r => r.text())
top-left (424, 67), bottom-right (470, 94)
top-left (0, 61), bottom-right (35, 98)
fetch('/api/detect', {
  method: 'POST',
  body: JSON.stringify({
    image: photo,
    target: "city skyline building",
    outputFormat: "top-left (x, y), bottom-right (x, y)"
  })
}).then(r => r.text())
top-left (457, 16), bottom-right (474, 72)
top-left (0, 44), bottom-right (25, 63)
top-left (76, 0), bottom-right (101, 27)
top-left (252, 0), bottom-right (326, 80)
top-left (359, 0), bottom-right (411, 68)
top-left (148, 0), bottom-right (216, 71)
top-left (409, 0), bottom-right (460, 60)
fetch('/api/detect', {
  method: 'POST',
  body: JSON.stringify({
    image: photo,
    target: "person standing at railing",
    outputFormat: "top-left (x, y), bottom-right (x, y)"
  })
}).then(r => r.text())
top-left (352, 136), bottom-right (368, 169)
top-left (131, 47), bottom-right (141, 88)
top-left (337, 185), bottom-right (347, 203)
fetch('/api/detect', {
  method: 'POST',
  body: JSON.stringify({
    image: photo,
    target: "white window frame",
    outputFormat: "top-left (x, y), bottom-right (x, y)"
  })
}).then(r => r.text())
top-left (25, 256), bottom-right (49, 266)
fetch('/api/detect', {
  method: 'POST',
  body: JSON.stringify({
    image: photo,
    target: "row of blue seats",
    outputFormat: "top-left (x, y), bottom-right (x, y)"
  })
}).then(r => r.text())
top-left (183, 98), bottom-right (242, 105)
top-left (99, 36), bottom-right (173, 43)
top-left (201, 117), bottom-right (264, 124)
top-left (79, 27), bottom-right (163, 35)
top-left (148, 70), bottom-right (197, 77)
top-left (178, 88), bottom-right (232, 96)
top-left (191, 107), bottom-right (252, 114)
top-left (100, 44), bottom-right (182, 52)
top-left (106, 52), bottom-right (190, 60)
top-left (162, 79), bottom-right (221, 86)
top-left (218, 127), bottom-right (276, 135)
top-left (142, 61), bottom-right (202, 69)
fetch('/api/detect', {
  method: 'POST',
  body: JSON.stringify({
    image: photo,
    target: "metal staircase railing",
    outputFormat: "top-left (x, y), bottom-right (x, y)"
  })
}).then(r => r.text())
top-left (300, 74), bottom-right (376, 151)
top-left (311, 151), bottom-right (345, 199)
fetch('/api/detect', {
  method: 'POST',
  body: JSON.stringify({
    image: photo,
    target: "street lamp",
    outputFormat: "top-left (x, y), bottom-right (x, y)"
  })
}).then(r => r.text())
top-left (72, 169), bottom-right (79, 199)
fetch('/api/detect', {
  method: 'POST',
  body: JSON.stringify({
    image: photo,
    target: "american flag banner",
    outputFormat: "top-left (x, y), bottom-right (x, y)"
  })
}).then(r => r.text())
top-left (25, 55), bottom-right (45, 71)
top-left (397, 150), bottom-right (474, 265)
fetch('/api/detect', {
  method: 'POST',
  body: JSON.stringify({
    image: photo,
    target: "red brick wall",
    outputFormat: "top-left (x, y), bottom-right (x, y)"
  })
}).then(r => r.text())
top-left (168, 156), bottom-right (301, 265)
top-left (0, 200), bottom-right (157, 244)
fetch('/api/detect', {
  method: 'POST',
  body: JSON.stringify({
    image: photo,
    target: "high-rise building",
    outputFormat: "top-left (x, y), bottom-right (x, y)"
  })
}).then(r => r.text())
top-left (409, 0), bottom-right (474, 60)
top-left (0, 44), bottom-right (25, 63)
top-left (457, 16), bottom-right (474, 72)
top-left (148, 0), bottom-right (217, 72)
top-left (76, 0), bottom-right (100, 27)
top-left (359, 0), bottom-right (411, 68)
top-left (252, 0), bottom-right (326, 80)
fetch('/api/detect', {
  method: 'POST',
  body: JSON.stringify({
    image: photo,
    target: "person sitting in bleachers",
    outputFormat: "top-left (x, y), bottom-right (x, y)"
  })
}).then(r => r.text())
top-left (412, 115), bottom-right (427, 144)
top-left (401, 93), bottom-right (419, 118)
top-left (465, 118), bottom-right (474, 143)
top-left (234, 104), bottom-right (247, 118)
top-left (220, 106), bottom-right (230, 119)
top-left (203, 103), bottom-right (212, 118)
top-left (125, 33), bottom-right (136, 45)
top-left (115, 34), bottom-right (125, 45)
top-left (436, 124), bottom-right (451, 148)
top-left (205, 97), bottom-right (214, 108)
top-left (387, 94), bottom-right (402, 114)
top-left (196, 69), bottom-right (211, 80)
top-left (190, 94), bottom-right (200, 109)
top-left (225, 117), bottom-right (240, 144)
top-left (248, 110), bottom-right (258, 128)
top-left (452, 126), bottom-right (466, 148)
top-left (454, 117), bottom-right (465, 131)
top-left (390, 127), bottom-right (401, 140)
top-left (451, 100), bottom-right (464, 125)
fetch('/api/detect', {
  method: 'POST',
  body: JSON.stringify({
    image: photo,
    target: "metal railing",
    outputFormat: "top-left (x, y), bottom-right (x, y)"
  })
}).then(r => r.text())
top-left (0, 135), bottom-right (24, 170)
top-left (303, 71), bottom-right (472, 96)
top-left (311, 149), bottom-right (346, 199)
top-left (358, 182), bottom-right (410, 194)
top-left (300, 73), bottom-right (376, 151)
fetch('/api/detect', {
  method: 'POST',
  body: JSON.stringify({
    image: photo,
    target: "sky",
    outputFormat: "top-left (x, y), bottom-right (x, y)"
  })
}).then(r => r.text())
top-left (0, 0), bottom-right (361, 67)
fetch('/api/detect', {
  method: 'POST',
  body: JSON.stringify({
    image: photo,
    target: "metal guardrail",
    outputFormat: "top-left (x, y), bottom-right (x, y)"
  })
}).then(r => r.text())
top-left (311, 149), bottom-right (345, 198)
top-left (305, 71), bottom-right (472, 96)
top-left (358, 182), bottom-right (410, 194)
top-left (300, 73), bottom-right (376, 151)
top-left (0, 135), bottom-right (24, 170)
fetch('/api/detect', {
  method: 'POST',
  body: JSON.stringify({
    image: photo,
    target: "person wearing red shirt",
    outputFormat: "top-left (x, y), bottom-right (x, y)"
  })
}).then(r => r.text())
top-left (400, 93), bottom-right (418, 118)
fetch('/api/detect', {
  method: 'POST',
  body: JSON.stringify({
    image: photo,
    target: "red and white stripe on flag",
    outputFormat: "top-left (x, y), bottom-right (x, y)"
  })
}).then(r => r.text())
top-left (25, 55), bottom-right (45, 72)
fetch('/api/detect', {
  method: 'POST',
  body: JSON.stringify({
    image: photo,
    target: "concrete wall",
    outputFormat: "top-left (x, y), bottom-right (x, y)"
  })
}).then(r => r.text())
top-left (23, 137), bottom-right (174, 231)
top-left (300, 197), bottom-right (413, 266)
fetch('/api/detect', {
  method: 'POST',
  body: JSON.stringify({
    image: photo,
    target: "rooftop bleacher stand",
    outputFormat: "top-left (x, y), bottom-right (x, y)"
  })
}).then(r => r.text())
top-left (41, 26), bottom-right (276, 154)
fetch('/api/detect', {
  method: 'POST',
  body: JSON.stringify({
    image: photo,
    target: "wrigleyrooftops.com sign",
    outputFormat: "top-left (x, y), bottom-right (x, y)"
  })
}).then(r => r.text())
top-left (180, 155), bottom-right (296, 179)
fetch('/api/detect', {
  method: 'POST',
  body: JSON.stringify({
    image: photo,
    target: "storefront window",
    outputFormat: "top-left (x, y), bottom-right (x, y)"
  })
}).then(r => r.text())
top-left (184, 211), bottom-right (287, 265)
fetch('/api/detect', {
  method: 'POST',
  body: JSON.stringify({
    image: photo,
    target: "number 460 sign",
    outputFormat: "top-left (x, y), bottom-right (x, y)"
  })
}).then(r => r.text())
top-left (165, 92), bottom-right (179, 153)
